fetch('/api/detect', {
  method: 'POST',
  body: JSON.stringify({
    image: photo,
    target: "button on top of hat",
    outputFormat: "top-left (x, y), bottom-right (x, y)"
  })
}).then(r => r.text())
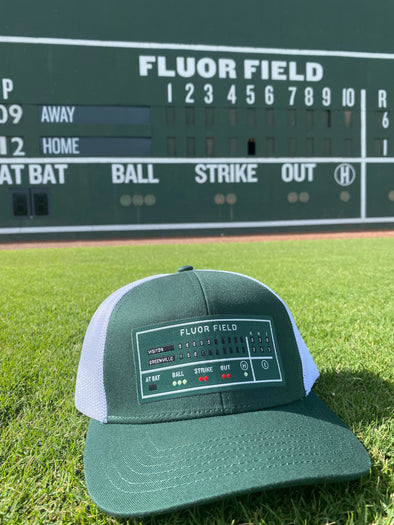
top-left (177, 265), bottom-right (194, 272)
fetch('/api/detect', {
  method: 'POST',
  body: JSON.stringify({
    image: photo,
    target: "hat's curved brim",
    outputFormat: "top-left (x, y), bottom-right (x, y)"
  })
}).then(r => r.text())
top-left (83, 393), bottom-right (370, 518)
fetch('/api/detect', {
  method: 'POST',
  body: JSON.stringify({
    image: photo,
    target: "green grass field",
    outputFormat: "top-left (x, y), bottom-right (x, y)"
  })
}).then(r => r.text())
top-left (0, 237), bottom-right (393, 525)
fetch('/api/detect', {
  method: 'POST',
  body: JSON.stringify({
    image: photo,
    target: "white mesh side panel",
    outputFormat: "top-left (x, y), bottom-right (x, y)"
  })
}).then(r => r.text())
top-left (204, 270), bottom-right (319, 395)
top-left (75, 274), bottom-right (169, 422)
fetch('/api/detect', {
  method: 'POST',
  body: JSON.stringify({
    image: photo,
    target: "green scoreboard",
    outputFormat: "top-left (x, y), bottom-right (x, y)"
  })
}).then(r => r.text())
top-left (1, 0), bottom-right (394, 239)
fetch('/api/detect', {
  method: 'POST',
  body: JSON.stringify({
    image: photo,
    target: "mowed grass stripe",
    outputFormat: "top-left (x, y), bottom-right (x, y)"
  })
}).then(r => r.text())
top-left (0, 238), bottom-right (393, 524)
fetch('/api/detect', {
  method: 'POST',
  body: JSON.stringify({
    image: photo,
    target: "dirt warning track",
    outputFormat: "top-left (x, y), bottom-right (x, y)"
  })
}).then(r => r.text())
top-left (0, 230), bottom-right (393, 250)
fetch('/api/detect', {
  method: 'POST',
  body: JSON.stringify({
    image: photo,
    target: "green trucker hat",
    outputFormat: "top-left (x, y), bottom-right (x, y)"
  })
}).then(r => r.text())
top-left (75, 266), bottom-right (370, 517)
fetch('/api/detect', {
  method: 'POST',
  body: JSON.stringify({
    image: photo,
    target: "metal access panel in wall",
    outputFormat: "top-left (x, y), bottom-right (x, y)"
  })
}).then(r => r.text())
top-left (0, 0), bottom-right (393, 239)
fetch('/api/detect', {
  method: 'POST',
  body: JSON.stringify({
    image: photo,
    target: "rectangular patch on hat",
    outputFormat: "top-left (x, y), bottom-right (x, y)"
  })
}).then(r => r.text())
top-left (132, 315), bottom-right (285, 402)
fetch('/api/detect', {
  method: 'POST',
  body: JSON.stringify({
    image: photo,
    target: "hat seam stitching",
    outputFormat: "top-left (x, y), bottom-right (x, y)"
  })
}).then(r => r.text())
top-left (108, 408), bottom-right (221, 422)
top-left (107, 397), bottom-right (307, 422)
top-left (191, 271), bottom-right (211, 315)
top-left (101, 452), bottom-right (357, 496)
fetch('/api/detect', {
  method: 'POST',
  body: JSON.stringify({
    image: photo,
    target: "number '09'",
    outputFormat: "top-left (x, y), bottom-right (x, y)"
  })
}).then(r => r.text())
top-left (0, 104), bottom-right (23, 124)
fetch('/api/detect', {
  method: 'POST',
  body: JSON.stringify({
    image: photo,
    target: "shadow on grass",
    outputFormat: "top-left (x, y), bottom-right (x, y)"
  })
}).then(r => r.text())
top-left (313, 368), bottom-right (393, 427)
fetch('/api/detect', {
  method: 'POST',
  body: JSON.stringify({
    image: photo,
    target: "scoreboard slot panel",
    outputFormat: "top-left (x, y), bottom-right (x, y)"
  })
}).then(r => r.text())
top-left (158, 106), bottom-right (362, 158)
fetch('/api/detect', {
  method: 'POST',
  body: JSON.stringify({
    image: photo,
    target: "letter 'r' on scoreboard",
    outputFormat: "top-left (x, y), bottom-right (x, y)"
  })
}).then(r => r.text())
top-left (0, 0), bottom-right (393, 239)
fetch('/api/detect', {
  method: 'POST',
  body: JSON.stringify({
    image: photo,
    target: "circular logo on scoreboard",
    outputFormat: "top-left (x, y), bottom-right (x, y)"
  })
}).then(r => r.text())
top-left (334, 163), bottom-right (356, 186)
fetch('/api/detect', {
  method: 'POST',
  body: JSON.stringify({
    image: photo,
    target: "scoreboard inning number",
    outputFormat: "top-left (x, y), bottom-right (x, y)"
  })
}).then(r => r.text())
top-left (167, 83), bottom-right (355, 108)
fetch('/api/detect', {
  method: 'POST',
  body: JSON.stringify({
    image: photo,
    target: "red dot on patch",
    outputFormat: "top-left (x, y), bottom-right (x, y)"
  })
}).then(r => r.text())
top-left (199, 377), bottom-right (203, 382)
top-left (227, 373), bottom-right (231, 378)
top-left (204, 376), bottom-right (209, 381)
top-left (222, 374), bottom-right (226, 379)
